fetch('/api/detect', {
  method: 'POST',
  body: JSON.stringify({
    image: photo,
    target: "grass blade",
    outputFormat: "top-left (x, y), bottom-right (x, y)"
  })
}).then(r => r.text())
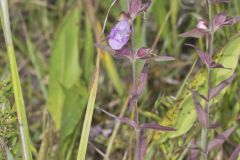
top-left (76, 54), bottom-right (100, 160)
top-left (84, 0), bottom-right (125, 96)
top-left (0, 0), bottom-right (32, 159)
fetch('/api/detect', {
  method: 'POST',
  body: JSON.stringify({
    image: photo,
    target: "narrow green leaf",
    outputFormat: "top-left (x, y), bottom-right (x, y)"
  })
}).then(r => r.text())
top-left (0, 0), bottom-right (32, 159)
top-left (77, 55), bottom-right (100, 160)
top-left (83, 15), bottom-right (94, 82)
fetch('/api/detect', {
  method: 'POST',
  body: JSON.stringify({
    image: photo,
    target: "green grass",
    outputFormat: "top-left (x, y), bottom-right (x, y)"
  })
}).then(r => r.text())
top-left (0, 0), bottom-right (32, 159)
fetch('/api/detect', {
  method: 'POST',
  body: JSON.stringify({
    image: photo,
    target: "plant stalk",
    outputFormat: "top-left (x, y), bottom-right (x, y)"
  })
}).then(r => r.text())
top-left (201, 1), bottom-right (214, 159)
top-left (131, 22), bottom-right (141, 159)
top-left (132, 60), bottom-right (141, 160)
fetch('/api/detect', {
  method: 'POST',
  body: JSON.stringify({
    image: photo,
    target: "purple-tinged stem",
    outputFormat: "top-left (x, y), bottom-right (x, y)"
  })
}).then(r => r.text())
top-left (132, 59), bottom-right (141, 160)
top-left (201, 1), bottom-right (214, 160)
top-left (130, 17), bottom-right (141, 160)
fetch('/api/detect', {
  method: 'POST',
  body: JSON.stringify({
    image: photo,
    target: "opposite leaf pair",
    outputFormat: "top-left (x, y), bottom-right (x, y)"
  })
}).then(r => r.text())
top-left (186, 44), bottom-right (230, 70)
top-left (189, 127), bottom-right (236, 159)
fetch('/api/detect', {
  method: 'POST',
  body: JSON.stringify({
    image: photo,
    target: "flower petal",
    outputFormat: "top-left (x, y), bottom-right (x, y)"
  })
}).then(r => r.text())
top-left (108, 19), bottom-right (131, 50)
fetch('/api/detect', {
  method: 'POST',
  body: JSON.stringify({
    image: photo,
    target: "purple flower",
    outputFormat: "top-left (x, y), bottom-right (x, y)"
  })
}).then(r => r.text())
top-left (108, 19), bottom-right (131, 50)
top-left (196, 20), bottom-right (208, 31)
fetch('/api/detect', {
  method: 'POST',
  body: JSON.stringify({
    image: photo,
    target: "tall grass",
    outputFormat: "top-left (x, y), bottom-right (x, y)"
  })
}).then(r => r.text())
top-left (76, 1), bottom-right (102, 159)
top-left (0, 0), bottom-right (32, 159)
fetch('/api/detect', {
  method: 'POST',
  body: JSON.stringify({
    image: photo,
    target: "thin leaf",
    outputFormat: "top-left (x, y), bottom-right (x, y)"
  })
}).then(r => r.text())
top-left (179, 28), bottom-right (206, 38)
top-left (140, 123), bottom-right (176, 131)
top-left (152, 56), bottom-right (175, 62)
top-left (209, 74), bottom-right (236, 100)
top-left (97, 107), bottom-right (137, 129)
top-left (136, 47), bottom-right (175, 62)
top-left (229, 145), bottom-right (240, 160)
top-left (211, 0), bottom-right (231, 3)
top-left (89, 142), bottom-right (110, 160)
top-left (77, 54), bottom-right (101, 160)
top-left (83, 15), bottom-right (95, 82)
top-left (197, 93), bottom-right (208, 102)
top-left (208, 123), bottom-right (221, 129)
top-left (186, 44), bottom-right (211, 67)
top-left (210, 61), bottom-right (231, 70)
top-left (207, 127), bottom-right (235, 153)
top-left (192, 91), bottom-right (207, 127)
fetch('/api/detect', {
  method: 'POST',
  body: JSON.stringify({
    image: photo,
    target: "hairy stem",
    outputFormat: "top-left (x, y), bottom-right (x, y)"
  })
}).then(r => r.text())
top-left (201, 1), bottom-right (214, 159)
top-left (134, 128), bottom-right (141, 160)
top-left (132, 60), bottom-right (136, 88)
top-left (132, 60), bottom-right (140, 160)
top-left (130, 18), bottom-right (141, 160)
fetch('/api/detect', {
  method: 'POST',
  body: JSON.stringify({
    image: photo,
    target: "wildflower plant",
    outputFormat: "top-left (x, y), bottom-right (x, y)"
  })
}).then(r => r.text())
top-left (97, 0), bottom-right (176, 159)
top-left (180, 0), bottom-right (240, 159)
